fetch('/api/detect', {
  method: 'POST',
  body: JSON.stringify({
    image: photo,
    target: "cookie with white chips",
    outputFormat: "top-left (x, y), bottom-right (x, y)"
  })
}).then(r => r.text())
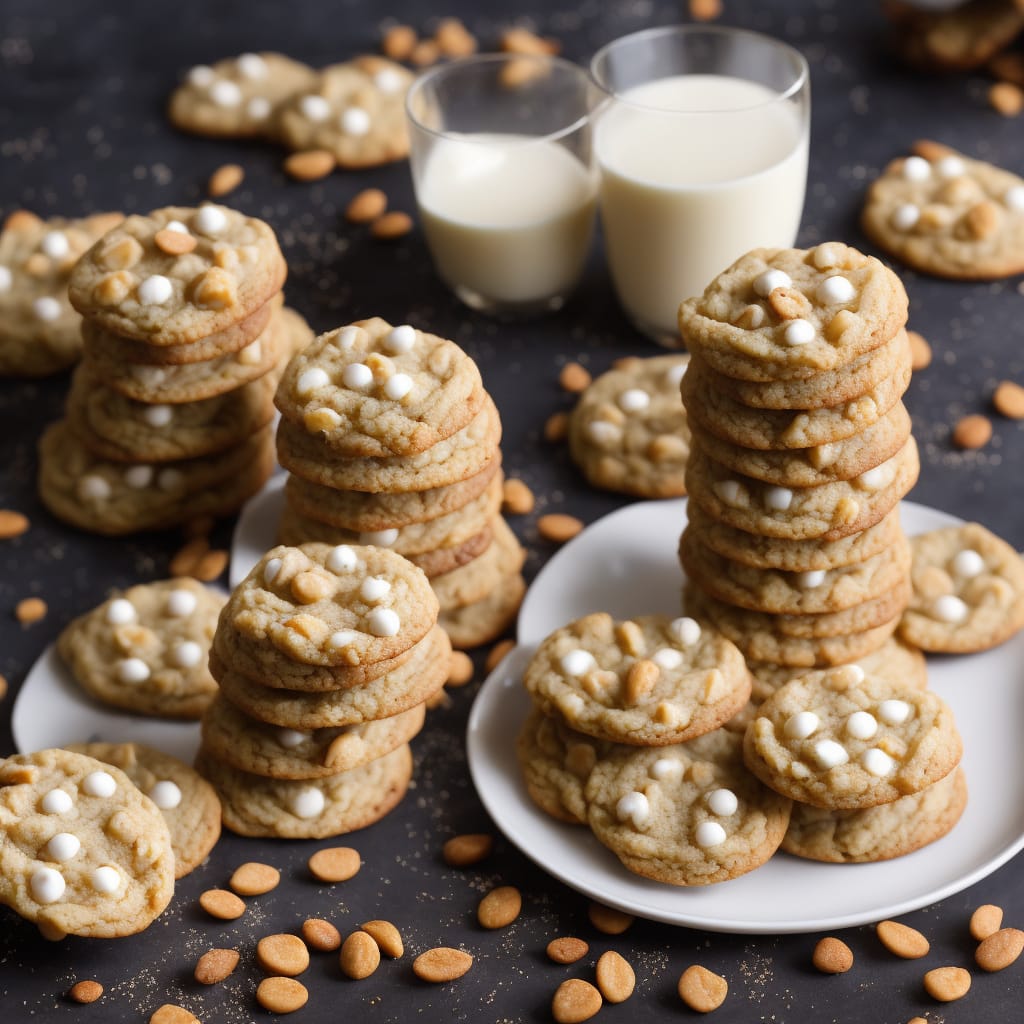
top-left (275, 317), bottom-right (486, 458)
top-left (677, 242), bottom-right (908, 382)
top-left (0, 210), bottom-right (123, 376)
top-left (0, 748), bottom-right (174, 939)
top-left (168, 52), bottom-right (317, 139)
top-left (900, 522), bottom-right (1024, 653)
top-left (585, 729), bottom-right (791, 885)
top-left (438, 571), bottom-right (526, 651)
top-left (274, 57), bottom-right (414, 168)
top-left (742, 666), bottom-right (963, 810)
top-left (65, 742), bottom-right (220, 879)
top-left (568, 354), bottom-right (691, 498)
top-left (862, 140), bottom-right (1024, 280)
top-left (523, 612), bottom-right (751, 747)
top-left (57, 578), bottom-right (226, 719)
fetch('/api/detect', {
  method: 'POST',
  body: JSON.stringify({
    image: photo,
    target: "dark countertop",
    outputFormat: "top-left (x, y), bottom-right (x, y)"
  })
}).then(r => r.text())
top-left (2, 0), bottom-right (1023, 1021)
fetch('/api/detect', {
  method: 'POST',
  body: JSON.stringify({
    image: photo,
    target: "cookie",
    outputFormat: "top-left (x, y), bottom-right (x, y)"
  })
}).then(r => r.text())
top-left (900, 522), bottom-right (1024, 652)
top-left (523, 613), bottom-right (751, 747)
top-left (0, 210), bottom-right (123, 376)
top-left (742, 666), bottom-right (963, 810)
top-left (169, 52), bottom-right (317, 139)
top-left (686, 437), bottom-right (918, 543)
top-left (585, 730), bottom-right (792, 885)
top-left (65, 742), bottom-right (220, 878)
top-left (862, 141), bottom-right (1024, 280)
top-left (0, 748), bottom-right (174, 939)
top-left (67, 365), bottom-right (277, 463)
top-left (201, 694), bottom-right (425, 779)
top-left (211, 627), bottom-right (449, 729)
top-left (781, 765), bottom-right (967, 863)
top-left (68, 204), bottom-right (287, 345)
top-left (38, 420), bottom-right (274, 535)
top-left (677, 242), bottom-right (909, 382)
top-left (277, 394), bottom-right (502, 493)
top-left (274, 57), bottom-right (413, 168)
top-left (439, 571), bottom-right (526, 650)
top-left (680, 530), bottom-right (912, 615)
top-left (682, 357), bottom-right (912, 450)
top-left (568, 354), bottom-right (691, 498)
top-left (275, 318), bottom-right (485, 458)
top-left (431, 517), bottom-right (526, 612)
top-left (57, 578), bottom-right (226, 719)
top-left (195, 742), bottom-right (413, 839)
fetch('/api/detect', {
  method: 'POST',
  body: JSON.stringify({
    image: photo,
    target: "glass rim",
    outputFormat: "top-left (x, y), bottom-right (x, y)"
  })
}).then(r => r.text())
top-left (404, 52), bottom-right (595, 148)
top-left (589, 24), bottom-right (810, 114)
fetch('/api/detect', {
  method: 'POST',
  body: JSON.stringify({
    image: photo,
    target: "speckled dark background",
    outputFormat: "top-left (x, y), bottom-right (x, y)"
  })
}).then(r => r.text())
top-left (2, 0), bottom-right (1023, 1021)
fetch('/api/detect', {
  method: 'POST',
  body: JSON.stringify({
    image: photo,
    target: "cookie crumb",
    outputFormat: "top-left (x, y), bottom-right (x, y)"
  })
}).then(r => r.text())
top-left (952, 414), bottom-right (992, 450)
top-left (308, 846), bottom-right (361, 882)
top-left (346, 188), bottom-right (388, 223)
top-left (502, 477), bottom-right (535, 515)
top-left (413, 947), bottom-right (473, 982)
top-left (199, 888), bottom-right (245, 920)
top-left (485, 639), bottom-right (515, 673)
top-left (989, 81), bottom-right (1024, 116)
top-left (371, 211), bottom-right (414, 240)
top-left (446, 650), bottom-right (474, 687)
top-left (923, 965), bottom-right (971, 1001)
top-left (552, 978), bottom-right (602, 1022)
top-left (544, 411), bottom-right (570, 442)
top-left (812, 936), bottom-right (854, 973)
top-left (208, 163), bottom-right (244, 198)
top-left (340, 930), bottom-right (381, 979)
top-left (229, 862), bottom-right (280, 896)
top-left (256, 976), bottom-right (308, 1014)
top-left (993, 380), bottom-right (1024, 418)
top-left (547, 937), bottom-right (589, 964)
top-left (0, 510), bottom-right (29, 539)
top-left (969, 903), bottom-right (1004, 941)
top-left (194, 948), bottom-right (240, 985)
top-left (302, 918), bottom-right (341, 952)
top-left (477, 885), bottom-right (522, 929)
top-left (15, 597), bottom-right (47, 625)
top-left (678, 964), bottom-right (728, 1012)
top-left (68, 980), bottom-right (103, 1004)
top-left (587, 901), bottom-right (634, 935)
top-left (907, 329), bottom-right (932, 371)
top-left (559, 362), bottom-right (591, 393)
top-left (538, 513), bottom-right (584, 543)
top-left (443, 833), bottom-right (493, 867)
top-left (284, 150), bottom-right (336, 181)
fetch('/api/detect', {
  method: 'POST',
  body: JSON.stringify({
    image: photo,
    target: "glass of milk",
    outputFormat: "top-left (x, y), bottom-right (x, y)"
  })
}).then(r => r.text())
top-left (591, 26), bottom-right (810, 346)
top-left (406, 54), bottom-right (599, 315)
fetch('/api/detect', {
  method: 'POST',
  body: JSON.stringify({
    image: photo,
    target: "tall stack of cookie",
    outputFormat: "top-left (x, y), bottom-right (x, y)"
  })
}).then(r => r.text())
top-left (196, 542), bottom-right (449, 838)
top-left (273, 317), bottom-right (526, 649)
top-left (38, 204), bottom-right (310, 535)
top-left (677, 242), bottom-right (922, 698)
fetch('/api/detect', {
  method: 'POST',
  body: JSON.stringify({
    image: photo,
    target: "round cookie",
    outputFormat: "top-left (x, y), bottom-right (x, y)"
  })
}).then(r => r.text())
top-left (431, 517), bottom-right (526, 612)
top-left (68, 204), bottom-right (287, 345)
top-left (684, 437), bottom-right (919, 542)
top-left (782, 766), bottom-right (967, 863)
top-left (195, 742), bottom-right (413, 839)
top-left (65, 742), bottom-right (220, 879)
top-left (274, 57), bottom-right (413, 168)
top-left (900, 522), bottom-right (1024, 653)
top-left (585, 730), bottom-right (792, 886)
top-left (275, 318), bottom-right (485, 458)
top-left (742, 666), bottom-right (963, 810)
top-left (0, 210), bottom-right (124, 376)
top-left (677, 242), bottom-right (909, 382)
top-left (0, 749), bottom-right (174, 939)
top-left (277, 395), bottom-right (501, 494)
top-left (568, 354), bottom-right (691, 498)
top-left (168, 52), bottom-right (317, 139)
top-left (57, 578), bottom-right (225, 719)
top-left (523, 613), bottom-right (751, 747)
top-left (201, 694), bottom-right (426, 779)
top-left (862, 142), bottom-right (1024, 280)
top-left (439, 571), bottom-right (526, 650)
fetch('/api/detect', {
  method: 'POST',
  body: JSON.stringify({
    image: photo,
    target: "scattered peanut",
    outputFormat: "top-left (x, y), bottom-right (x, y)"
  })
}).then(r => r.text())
top-left (283, 150), bottom-right (336, 181)
top-left (361, 919), bottom-right (404, 958)
top-left (0, 674), bottom-right (6, 701)
top-left (412, 947), bottom-right (473, 982)
top-left (975, 927), bottom-right (1024, 972)
top-left (499, 57), bottom-right (549, 89)
top-left (477, 885), bottom-right (522, 929)
top-left (876, 920), bottom-right (930, 959)
top-left (544, 410), bottom-right (570, 442)
top-left (913, 139), bottom-right (955, 162)
top-left (993, 380), bottom-right (1024, 418)
top-left (371, 211), bottom-right (414, 240)
top-left (952, 414), bottom-right (992, 450)
top-left (308, 846), bottom-right (361, 882)
top-left (678, 964), bottom-right (728, 1012)
top-left (434, 18), bottom-right (477, 57)
top-left (989, 80), bottom-right (1024, 116)
top-left (340, 930), bottom-right (381, 979)
top-left (199, 888), bottom-right (245, 921)
top-left (596, 950), bottom-right (635, 1003)
top-left (907, 329), bottom-right (932, 371)
top-left (500, 26), bottom-right (560, 55)
top-left (443, 833), bottom-right (493, 867)
top-left (410, 40), bottom-right (440, 67)
top-left (969, 903), bottom-right (1004, 941)
top-left (256, 933), bottom-right (310, 977)
top-left (15, 597), bottom-right (47, 625)
top-left (587, 902), bottom-right (634, 936)
top-left (170, 537), bottom-right (209, 577)
top-left (690, 0), bottom-right (724, 20)
top-left (256, 977), bottom-right (308, 1014)
top-left (302, 918), bottom-right (341, 952)
top-left (155, 227), bottom-right (196, 255)
top-left (446, 650), bottom-right (474, 687)
top-left (559, 361), bottom-right (591, 393)
top-left (552, 979), bottom-right (602, 1023)
top-left (229, 862), bottom-right (280, 896)
top-left (208, 163), bottom-right (244, 197)
top-left (194, 948), bottom-right (240, 985)
top-left (547, 937), bottom-right (589, 964)
top-left (149, 1007), bottom-right (199, 1024)
top-left (68, 980), bottom-right (103, 1004)
top-left (812, 936), bottom-right (854, 974)
top-left (486, 639), bottom-right (515, 673)
top-left (923, 965), bottom-right (971, 1001)
top-left (538, 513), bottom-right (584, 543)
top-left (382, 24), bottom-right (417, 61)
top-left (0, 510), bottom-right (29, 539)
top-left (346, 188), bottom-right (388, 223)
top-left (192, 548), bottom-right (228, 581)
top-left (502, 477), bottom-right (535, 515)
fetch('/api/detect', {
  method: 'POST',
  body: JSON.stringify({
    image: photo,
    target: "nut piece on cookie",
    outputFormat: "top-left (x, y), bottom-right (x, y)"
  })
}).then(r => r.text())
top-left (900, 522), bottom-right (1024, 653)
top-left (862, 142), bottom-right (1024, 280)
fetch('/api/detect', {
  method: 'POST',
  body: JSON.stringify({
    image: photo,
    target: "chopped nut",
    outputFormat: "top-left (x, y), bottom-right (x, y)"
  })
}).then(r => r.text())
top-left (192, 548), bottom-right (228, 582)
top-left (477, 886), bottom-right (522, 929)
top-left (733, 304), bottom-right (766, 329)
top-left (302, 918), bottom-right (341, 952)
top-left (767, 286), bottom-right (812, 320)
top-left (256, 977), bottom-right (308, 1014)
top-left (68, 980), bottom-right (103, 1004)
top-left (410, 40), bottom-right (440, 67)
top-left (229, 862), bottom-right (280, 896)
top-left (256, 933), bottom-right (310, 977)
top-left (689, 0), bottom-right (723, 20)
top-left (963, 200), bottom-right (1001, 240)
top-left (382, 24), bottom-right (417, 61)
top-left (199, 889), bottom-right (245, 921)
top-left (283, 613), bottom-right (329, 642)
top-left (989, 80), bottom-right (1024, 116)
top-left (155, 228), bottom-right (196, 255)
top-left (559, 361), bottom-right (591, 392)
top-left (170, 537), bottom-right (209, 577)
top-left (208, 163), bottom-right (244, 197)
top-left (435, 18), bottom-right (477, 57)
top-left (291, 569), bottom-right (333, 604)
top-left (547, 937), bottom-right (589, 964)
top-left (486, 639), bottom-right (515, 673)
top-left (812, 936), bottom-right (854, 973)
top-left (907, 329), bottom-right (932, 371)
top-left (0, 510), bottom-right (29, 539)
top-left (370, 211), bottom-right (414, 240)
top-left (15, 597), bottom-right (47, 625)
top-left (283, 150), bottom-right (336, 181)
top-left (194, 948), bottom-right (240, 985)
top-left (346, 188), bottom-right (388, 223)
top-left (876, 919), bottom-right (930, 958)
top-left (678, 965), bottom-right (728, 1012)
top-left (596, 949), bottom-right (635, 1003)
top-left (502, 477), bottom-right (535, 515)
top-left (538, 513), bottom-right (584, 543)
top-left (446, 650), bottom-right (474, 687)
top-left (588, 902), bottom-right (634, 935)
top-left (623, 660), bottom-right (659, 704)
top-left (412, 947), bottom-right (473, 982)
top-left (544, 411), bottom-right (570, 442)
top-left (923, 965), bottom-right (971, 1001)
top-left (192, 266), bottom-right (238, 309)
top-left (975, 927), bottom-right (1024, 972)
top-left (93, 270), bottom-right (135, 305)
top-left (443, 833), bottom-right (493, 867)
top-left (340, 930), bottom-right (380, 979)
top-left (970, 903), bottom-right (1004, 940)
top-left (952, 414), bottom-right (992, 450)
top-left (993, 380), bottom-right (1024, 418)
top-left (308, 846), bottom-right (361, 882)
top-left (647, 434), bottom-right (688, 462)
top-left (99, 236), bottom-right (143, 271)
top-left (361, 919), bottom-right (404, 958)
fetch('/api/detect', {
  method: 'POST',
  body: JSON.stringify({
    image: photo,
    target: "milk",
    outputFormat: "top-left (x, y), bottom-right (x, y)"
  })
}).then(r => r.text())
top-left (414, 134), bottom-right (598, 310)
top-left (595, 75), bottom-right (808, 340)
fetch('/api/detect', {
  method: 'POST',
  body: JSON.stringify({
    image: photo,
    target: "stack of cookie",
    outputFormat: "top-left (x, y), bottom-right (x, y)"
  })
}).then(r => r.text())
top-left (677, 242), bottom-right (921, 698)
top-left (273, 317), bottom-right (526, 649)
top-left (196, 542), bottom-right (450, 838)
top-left (38, 203), bottom-right (310, 535)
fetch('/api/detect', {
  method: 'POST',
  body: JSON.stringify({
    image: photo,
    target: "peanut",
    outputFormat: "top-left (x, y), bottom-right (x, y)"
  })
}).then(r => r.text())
top-left (624, 659), bottom-right (659, 704)
top-left (435, 18), bottom-right (477, 57)
top-left (15, 597), bottom-right (46, 625)
top-left (382, 24), bottom-right (417, 61)
top-left (256, 933), bottom-right (310, 977)
top-left (155, 228), bottom-right (196, 255)
top-left (370, 211), bottom-right (413, 240)
top-left (596, 949), bottom-right (635, 1003)
top-left (302, 918), bottom-right (341, 952)
top-left (361, 919), bottom-right (404, 958)
top-left (538, 513), bottom-right (584, 543)
top-left (346, 188), bottom-right (388, 223)
top-left (544, 411), bottom-right (570, 442)
top-left (283, 150), bottom-right (336, 181)
top-left (812, 936), bottom-right (854, 973)
top-left (410, 40), bottom-right (440, 68)
top-left (446, 650), bottom-right (474, 687)
top-left (412, 947), bottom-right (473, 982)
top-left (923, 965), bottom-right (971, 1001)
top-left (170, 537), bottom-right (209, 577)
top-left (952, 414), bottom-right (992, 450)
top-left (559, 361), bottom-right (591, 392)
top-left (256, 977), bottom-right (308, 1014)
top-left (907, 329), bottom-right (932, 371)
top-left (690, 0), bottom-right (724, 20)
top-left (229, 862), bottom-right (280, 896)
top-left (993, 380), bottom-right (1024, 418)
top-left (502, 477), bottom-right (535, 514)
top-left (68, 980), bottom-right (103, 1003)
top-left (767, 286), bottom-right (812, 320)
top-left (989, 80), bottom-right (1024, 116)
top-left (340, 930), bottom-right (380, 979)
top-left (149, 1006), bottom-right (198, 1024)
top-left (964, 200), bottom-right (1001, 240)
top-left (0, 509), bottom-right (29, 539)
top-left (547, 937), bottom-right (589, 963)
top-left (199, 888), bottom-right (245, 920)
top-left (552, 979), bottom-right (602, 1023)
top-left (588, 902), bottom-right (634, 935)
top-left (208, 163), bottom-right (244, 197)
top-left (678, 964), bottom-right (728, 1012)
top-left (477, 885), bottom-right (522, 929)
top-left (308, 846), bottom-right (361, 882)
top-left (191, 548), bottom-right (228, 582)
top-left (969, 903), bottom-right (1004, 940)
top-left (500, 27), bottom-right (560, 55)
top-left (876, 919), bottom-right (929, 959)
top-left (975, 927), bottom-right (1024, 971)
top-left (486, 639), bottom-right (515, 673)
top-left (194, 948), bottom-right (239, 985)
top-left (443, 833), bottom-right (493, 867)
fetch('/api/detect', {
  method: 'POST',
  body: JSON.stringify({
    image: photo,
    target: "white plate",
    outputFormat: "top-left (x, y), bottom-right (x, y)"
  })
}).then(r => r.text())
top-left (230, 472), bottom-right (286, 589)
top-left (467, 498), bottom-right (1024, 933)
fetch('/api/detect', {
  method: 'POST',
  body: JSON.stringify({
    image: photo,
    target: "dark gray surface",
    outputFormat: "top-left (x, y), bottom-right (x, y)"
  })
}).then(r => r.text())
top-left (1, 0), bottom-right (1023, 1020)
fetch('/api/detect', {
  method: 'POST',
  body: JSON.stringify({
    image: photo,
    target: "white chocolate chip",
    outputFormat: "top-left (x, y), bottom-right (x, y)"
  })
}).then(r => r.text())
top-left (290, 786), bottom-right (325, 819)
top-left (1004, 185), bottom-right (1024, 212)
top-left (210, 80), bottom-right (242, 107)
top-left (878, 699), bottom-right (910, 725)
top-left (237, 52), bottom-right (268, 79)
top-left (374, 68), bottom-right (405, 93)
top-left (340, 106), bottom-right (371, 135)
top-left (383, 373), bottom-right (413, 400)
top-left (615, 791), bottom-right (650, 828)
top-left (41, 789), bottom-right (73, 814)
top-left (932, 594), bottom-right (969, 624)
top-left (368, 607), bottom-right (400, 636)
top-left (237, 340), bottom-right (262, 365)
top-left (902, 156), bottom-right (931, 181)
top-left (796, 570), bottom-right (826, 589)
top-left (299, 94), bottom-right (330, 121)
top-left (812, 244), bottom-right (841, 268)
top-left (77, 474), bottom-right (112, 502)
top-left (116, 658), bottom-right (150, 684)
top-left (276, 728), bottom-right (310, 749)
top-left (148, 780), bottom-right (182, 809)
top-left (327, 629), bottom-right (359, 649)
top-left (165, 589), bottom-right (198, 617)
top-left (297, 367), bottom-right (330, 395)
top-left (862, 748), bottom-right (895, 777)
top-left (706, 788), bottom-right (738, 816)
top-left (846, 711), bottom-right (878, 740)
top-left (336, 325), bottom-right (361, 349)
top-left (360, 576), bottom-right (391, 603)
top-left (585, 421), bottom-right (622, 445)
top-left (105, 599), bottom-right (137, 625)
top-left (170, 640), bottom-right (202, 668)
top-left (834, 664), bottom-right (865, 685)
top-left (46, 832), bottom-right (81, 862)
top-left (41, 231), bottom-right (69, 259)
top-left (193, 205), bottom-right (228, 235)
top-left (359, 528), bottom-right (399, 546)
top-left (188, 65), bottom-right (214, 87)
top-left (815, 276), bottom-right (855, 305)
top-left (856, 463), bottom-right (894, 491)
top-left (247, 96), bottom-right (271, 120)
top-left (649, 757), bottom-right (682, 780)
top-left (165, 220), bottom-right (189, 234)
top-left (137, 275), bottom-right (173, 305)
top-left (764, 486), bottom-right (793, 511)
top-left (617, 388), bottom-right (650, 412)
top-left (384, 324), bottom-right (417, 353)
top-left (951, 549), bottom-right (985, 578)
top-left (342, 362), bottom-right (373, 389)
top-left (753, 268), bottom-right (792, 297)
top-left (713, 479), bottom-right (746, 508)
top-left (813, 739), bottom-right (849, 769)
top-left (30, 866), bottom-right (66, 904)
top-left (82, 770), bottom-right (117, 798)
top-left (890, 203), bottom-right (920, 231)
top-left (33, 296), bottom-right (62, 321)
top-left (123, 465), bottom-right (153, 489)
top-left (665, 361), bottom-right (688, 385)
top-left (264, 557), bottom-right (283, 583)
top-left (560, 649), bottom-right (596, 676)
top-left (936, 155), bottom-right (965, 179)
top-left (0, 266), bottom-right (11, 292)
top-left (326, 545), bottom-right (357, 573)
top-left (695, 821), bottom-right (727, 848)
top-left (669, 617), bottom-right (701, 646)
top-left (652, 647), bottom-right (684, 670)
top-left (90, 865), bottom-right (121, 893)
top-left (784, 711), bottom-right (819, 739)
top-left (784, 319), bottom-right (815, 346)
top-left (143, 404), bottom-right (173, 427)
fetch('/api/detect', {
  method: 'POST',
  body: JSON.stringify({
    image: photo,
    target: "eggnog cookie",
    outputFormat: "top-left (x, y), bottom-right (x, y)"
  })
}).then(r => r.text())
top-left (0, 748), bottom-right (174, 939)
top-left (862, 142), bottom-right (1024, 279)
top-left (274, 58), bottom-right (413, 167)
top-left (201, 694), bottom-right (425, 779)
top-left (742, 667), bottom-right (962, 810)
top-left (169, 52), bottom-right (317, 138)
top-left (196, 741), bottom-right (413, 839)
top-left (431, 517), bottom-right (526, 612)
top-left (677, 242), bottom-right (909, 382)
top-left (38, 420), bottom-right (274, 535)
top-left (438, 570), bottom-right (526, 649)
top-left (276, 318), bottom-right (485, 458)
top-left (278, 395), bottom-right (502, 493)
top-left (524, 613), bottom-right (751, 747)
top-left (57, 578), bottom-right (225, 719)
top-left (0, 210), bottom-right (123, 376)
top-left (568, 354), bottom-right (691, 498)
top-left (585, 729), bottom-right (792, 885)
top-left (900, 522), bottom-right (1024, 652)
top-left (65, 742), bottom-right (220, 878)
top-left (68, 204), bottom-right (287, 345)
top-left (782, 765), bottom-right (966, 863)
